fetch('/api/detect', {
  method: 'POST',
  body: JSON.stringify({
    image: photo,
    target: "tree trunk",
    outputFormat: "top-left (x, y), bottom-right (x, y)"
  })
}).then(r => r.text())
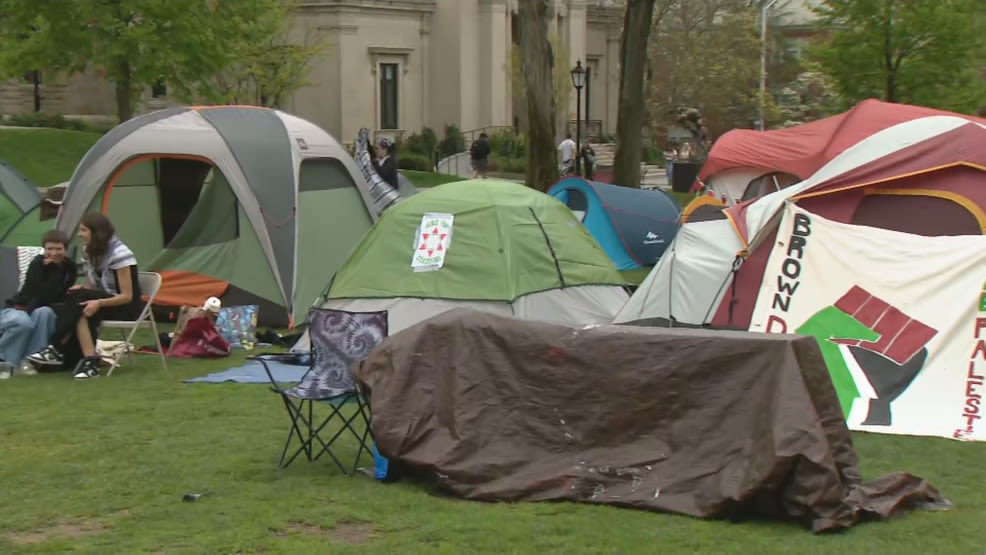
top-left (115, 59), bottom-right (133, 122)
top-left (613, 0), bottom-right (657, 189)
top-left (517, 0), bottom-right (557, 193)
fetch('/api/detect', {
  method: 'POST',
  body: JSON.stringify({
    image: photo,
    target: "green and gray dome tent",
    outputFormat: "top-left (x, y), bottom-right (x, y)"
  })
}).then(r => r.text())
top-left (54, 106), bottom-right (378, 327)
top-left (0, 158), bottom-right (51, 246)
top-left (306, 179), bottom-right (630, 336)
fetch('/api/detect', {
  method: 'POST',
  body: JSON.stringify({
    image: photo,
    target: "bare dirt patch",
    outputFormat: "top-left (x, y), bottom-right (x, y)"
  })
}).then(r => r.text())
top-left (329, 521), bottom-right (379, 545)
top-left (4, 509), bottom-right (130, 545)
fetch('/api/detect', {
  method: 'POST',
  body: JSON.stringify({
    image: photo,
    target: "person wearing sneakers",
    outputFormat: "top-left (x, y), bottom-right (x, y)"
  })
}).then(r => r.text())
top-left (0, 230), bottom-right (77, 379)
top-left (27, 212), bottom-right (141, 379)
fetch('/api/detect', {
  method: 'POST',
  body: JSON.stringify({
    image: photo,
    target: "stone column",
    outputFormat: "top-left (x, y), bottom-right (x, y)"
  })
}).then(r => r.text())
top-left (419, 15), bottom-right (431, 129)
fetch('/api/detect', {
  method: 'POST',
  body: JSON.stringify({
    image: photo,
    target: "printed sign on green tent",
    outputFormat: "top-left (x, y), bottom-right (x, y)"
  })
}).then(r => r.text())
top-left (412, 212), bottom-right (454, 272)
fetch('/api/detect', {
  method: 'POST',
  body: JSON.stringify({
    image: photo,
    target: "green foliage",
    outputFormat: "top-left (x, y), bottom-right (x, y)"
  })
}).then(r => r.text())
top-left (397, 153), bottom-right (434, 172)
top-left (648, 0), bottom-right (782, 142)
top-left (438, 124), bottom-right (466, 157)
top-left (200, 0), bottom-right (327, 108)
top-left (4, 111), bottom-right (115, 134)
top-left (488, 130), bottom-right (527, 159)
top-left (401, 127), bottom-right (439, 158)
top-left (641, 144), bottom-right (664, 166)
top-left (397, 127), bottom-right (439, 171)
top-left (489, 155), bottom-right (527, 174)
top-left (808, 0), bottom-right (986, 113)
top-left (0, 0), bottom-right (292, 119)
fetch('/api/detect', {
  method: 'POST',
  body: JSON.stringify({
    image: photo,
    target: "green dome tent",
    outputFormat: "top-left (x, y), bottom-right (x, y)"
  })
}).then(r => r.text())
top-left (0, 158), bottom-right (51, 246)
top-left (308, 179), bottom-right (630, 336)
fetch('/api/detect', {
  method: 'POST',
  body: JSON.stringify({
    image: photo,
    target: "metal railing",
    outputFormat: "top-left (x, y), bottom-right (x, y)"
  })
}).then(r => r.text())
top-left (460, 125), bottom-right (516, 145)
top-left (567, 119), bottom-right (604, 142)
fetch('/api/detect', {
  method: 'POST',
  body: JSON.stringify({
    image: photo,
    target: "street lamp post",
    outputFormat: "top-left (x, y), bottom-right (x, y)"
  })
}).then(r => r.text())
top-left (760, 0), bottom-right (779, 131)
top-left (571, 60), bottom-right (586, 175)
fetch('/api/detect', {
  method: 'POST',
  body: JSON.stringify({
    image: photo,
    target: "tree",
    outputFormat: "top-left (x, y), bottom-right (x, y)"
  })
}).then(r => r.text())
top-left (199, 2), bottom-right (327, 108)
top-left (809, 0), bottom-right (986, 113)
top-left (510, 31), bottom-right (571, 141)
top-left (516, 0), bottom-right (558, 193)
top-left (612, 0), bottom-right (681, 188)
top-left (0, 0), bottom-right (288, 122)
top-left (647, 0), bottom-right (772, 145)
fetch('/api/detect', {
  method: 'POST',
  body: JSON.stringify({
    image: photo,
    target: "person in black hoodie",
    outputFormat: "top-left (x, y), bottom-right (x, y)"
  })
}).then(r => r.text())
top-left (373, 137), bottom-right (400, 191)
top-left (0, 229), bottom-right (76, 378)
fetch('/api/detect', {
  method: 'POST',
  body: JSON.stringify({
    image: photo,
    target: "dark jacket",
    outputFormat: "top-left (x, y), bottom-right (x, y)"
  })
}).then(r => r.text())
top-left (6, 254), bottom-right (77, 314)
top-left (470, 138), bottom-right (491, 161)
top-left (375, 155), bottom-right (400, 190)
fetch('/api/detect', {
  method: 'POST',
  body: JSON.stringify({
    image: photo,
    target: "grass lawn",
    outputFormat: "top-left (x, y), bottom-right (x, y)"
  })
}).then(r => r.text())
top-left (1, 333), bottom-right (984, 553)
top-left (0, 128), bottom-right (101, 187)
top-left (401, 170), bottom-right (465, 188)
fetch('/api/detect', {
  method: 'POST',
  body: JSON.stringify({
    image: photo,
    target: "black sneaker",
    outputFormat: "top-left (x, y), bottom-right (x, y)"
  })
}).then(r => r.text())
top-left (27, 345), bottom-right (64, 367)
top-left (73, 358), bottom-right (100, 380)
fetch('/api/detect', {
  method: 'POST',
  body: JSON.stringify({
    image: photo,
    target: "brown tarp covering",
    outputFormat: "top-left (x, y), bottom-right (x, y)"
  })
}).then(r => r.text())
top-left (354, 309), bottom-right (950, 533)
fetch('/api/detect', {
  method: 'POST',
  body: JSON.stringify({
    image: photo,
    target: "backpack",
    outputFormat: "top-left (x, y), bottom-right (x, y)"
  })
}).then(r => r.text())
top-left (470, 140), bottom-right (480, 158)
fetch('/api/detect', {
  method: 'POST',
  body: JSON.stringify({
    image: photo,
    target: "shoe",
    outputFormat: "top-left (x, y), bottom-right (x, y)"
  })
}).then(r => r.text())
top-left (73, 358), bottom-right (100, 380)
top-left (0, 360), bottom-right (11, 380)
top-left (27, 345), bottom-right (64, 367)
top-left (14, 361), bottom-right (38, 376)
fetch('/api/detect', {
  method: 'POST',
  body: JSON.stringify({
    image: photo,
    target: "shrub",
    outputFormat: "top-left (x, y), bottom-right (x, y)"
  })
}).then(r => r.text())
top-left (488, 155), bottom-right (526, 174)
top-left (488, 129), bottom-right (527, 159)
top-left (401, 127), bottom-right (438, 158)
top-left (642, 143), bottom-right (665, 165)
top-left (397, 153), bottom-right (433, 171)
top-left (3, 111), bottom-right (115, 134)
top-left (438, 124), bottom-right (466, 157)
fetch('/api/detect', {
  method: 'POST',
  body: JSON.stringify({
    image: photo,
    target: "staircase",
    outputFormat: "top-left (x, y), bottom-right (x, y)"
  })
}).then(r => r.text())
top-left (590, 142), bottom-right (668, 189)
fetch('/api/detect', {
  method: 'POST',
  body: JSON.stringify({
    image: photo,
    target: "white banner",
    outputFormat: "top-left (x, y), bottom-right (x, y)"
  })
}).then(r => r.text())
top-left (411, 212), bottom-right (454, 272)
top-left (749, 204), bottom-right (986, 441)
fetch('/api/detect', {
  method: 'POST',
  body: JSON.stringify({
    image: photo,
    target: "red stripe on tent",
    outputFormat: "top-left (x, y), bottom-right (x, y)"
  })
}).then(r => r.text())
top-left (793, 124), bottom-right (986, 201)
top-left (699, 99), bottom-right (986, 183)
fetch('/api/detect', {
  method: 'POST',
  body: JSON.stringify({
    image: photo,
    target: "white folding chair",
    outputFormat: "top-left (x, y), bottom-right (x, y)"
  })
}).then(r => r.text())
top-left (101, 271), bottom-right (168, 376)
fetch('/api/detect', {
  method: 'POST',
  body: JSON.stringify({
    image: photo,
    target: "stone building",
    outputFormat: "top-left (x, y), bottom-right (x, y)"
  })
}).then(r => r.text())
top-left (0, 0), bottom-right (625, 143)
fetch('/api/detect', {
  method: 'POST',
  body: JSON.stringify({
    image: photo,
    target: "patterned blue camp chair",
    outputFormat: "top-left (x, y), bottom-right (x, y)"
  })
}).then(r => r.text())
top-left (250, 308), bottom-right (387, 473)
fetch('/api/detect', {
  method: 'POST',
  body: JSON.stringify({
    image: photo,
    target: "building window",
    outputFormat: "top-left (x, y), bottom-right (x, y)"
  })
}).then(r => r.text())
top-left (379, 63), bottom-right (399, 130)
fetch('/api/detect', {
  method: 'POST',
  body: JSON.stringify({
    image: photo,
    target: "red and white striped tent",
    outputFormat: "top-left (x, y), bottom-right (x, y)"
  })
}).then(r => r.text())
top-left (694, 99), bottom-right (986, 205)
top-left (617, 114), bottom-right (986, 441)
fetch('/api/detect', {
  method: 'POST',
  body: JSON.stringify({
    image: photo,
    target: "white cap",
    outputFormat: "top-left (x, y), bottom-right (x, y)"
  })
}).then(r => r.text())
top-left (203, 297), bottom-right (222, 312)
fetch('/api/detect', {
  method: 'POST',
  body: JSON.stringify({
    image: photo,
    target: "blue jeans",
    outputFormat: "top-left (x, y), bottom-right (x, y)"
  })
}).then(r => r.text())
top-left (0, 307), bottom-right (56, 365)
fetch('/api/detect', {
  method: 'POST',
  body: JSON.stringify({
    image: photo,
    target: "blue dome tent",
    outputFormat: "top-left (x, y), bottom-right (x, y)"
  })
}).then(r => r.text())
top-left (548, 177), bottom-right (681, 270)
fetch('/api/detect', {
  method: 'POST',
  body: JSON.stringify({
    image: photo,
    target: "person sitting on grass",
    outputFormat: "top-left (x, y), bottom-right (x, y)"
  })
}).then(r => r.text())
top-left (27, 212), bottom-right (141, 379)
top-left (0, 230), bottom-right (77, 379)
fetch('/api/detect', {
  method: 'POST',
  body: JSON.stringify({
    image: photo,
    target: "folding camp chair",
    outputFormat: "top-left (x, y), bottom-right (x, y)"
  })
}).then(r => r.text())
top-left (101, 271), bottom-right (168, 376)
top-left (250, 308), bottom-right (387, 474)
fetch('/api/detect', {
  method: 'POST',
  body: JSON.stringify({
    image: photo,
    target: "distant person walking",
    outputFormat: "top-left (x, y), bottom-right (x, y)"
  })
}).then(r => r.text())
top-left (581, 144), bottom-right (596, 180)
top-left (558, 132), bottom-right (576, 175)
top-left (469, 132), bottom-right (491, 179)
